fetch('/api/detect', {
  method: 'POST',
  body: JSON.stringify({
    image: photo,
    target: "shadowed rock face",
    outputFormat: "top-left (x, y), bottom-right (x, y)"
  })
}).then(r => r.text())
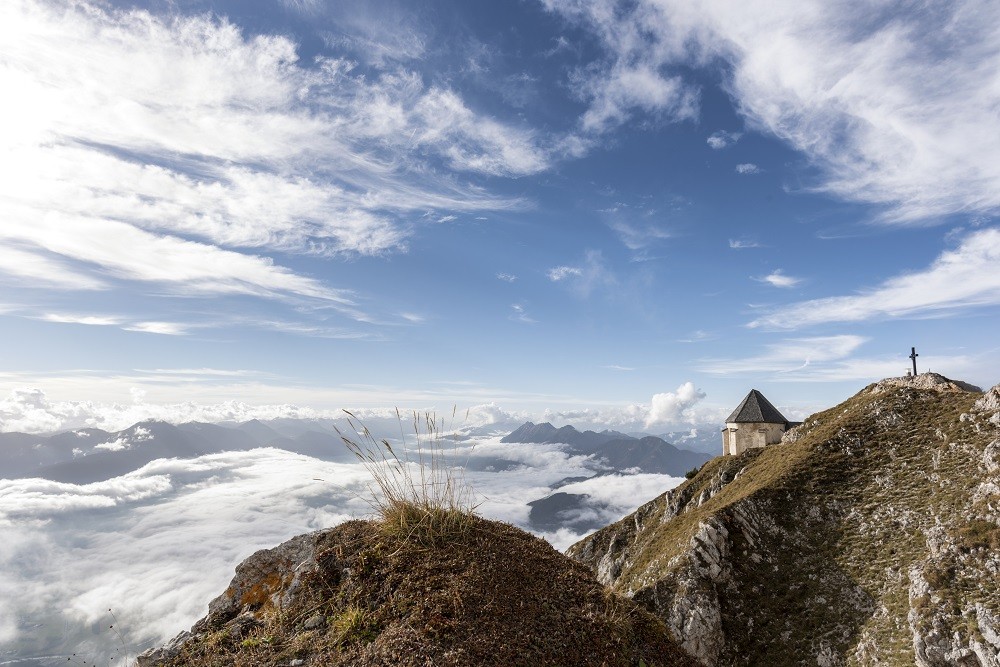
top-left (569, 376), bottom-right (1000, 667)
top-left (138, 514), bottom-right (699, 667)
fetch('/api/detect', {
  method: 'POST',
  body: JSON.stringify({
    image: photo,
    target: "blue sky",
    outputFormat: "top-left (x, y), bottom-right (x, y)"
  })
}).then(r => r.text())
top-left (2, 0), bottom-right (999, 433)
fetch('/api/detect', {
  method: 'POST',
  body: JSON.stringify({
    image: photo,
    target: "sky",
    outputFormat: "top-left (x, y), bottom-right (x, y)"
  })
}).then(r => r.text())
top-left (2, 0), bottom-right (1000, 434)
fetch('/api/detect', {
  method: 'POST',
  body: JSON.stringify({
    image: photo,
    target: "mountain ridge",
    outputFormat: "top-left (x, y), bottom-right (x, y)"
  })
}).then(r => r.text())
top-left (568, 374), bottom-right (1000, 666)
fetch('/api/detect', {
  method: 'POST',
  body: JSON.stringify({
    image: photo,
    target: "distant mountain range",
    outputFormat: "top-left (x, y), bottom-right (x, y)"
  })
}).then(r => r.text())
top-left (0, 419), bottom-right (358, 484)
top-left (503, 422), bottom-right (713, 534)
top-left (1, 418), bottom-right (712, 541)
top-left (501, 421), bottom-right (711, 475)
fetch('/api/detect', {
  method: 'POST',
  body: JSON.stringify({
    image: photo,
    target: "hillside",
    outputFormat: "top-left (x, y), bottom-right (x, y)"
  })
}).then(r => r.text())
top-left (137, 514), bottom-right (698, 667)
top-left (568, 374), bottom-right (1000, 666)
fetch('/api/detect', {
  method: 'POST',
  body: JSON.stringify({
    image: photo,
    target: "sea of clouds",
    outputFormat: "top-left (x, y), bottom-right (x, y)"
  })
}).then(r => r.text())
top-left (0, 432), bottom-right (683, 666)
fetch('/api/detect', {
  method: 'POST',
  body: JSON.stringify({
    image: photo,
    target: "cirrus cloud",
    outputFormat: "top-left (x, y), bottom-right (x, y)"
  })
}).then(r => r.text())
top-left (751, 228), bottom-right (1000, 328)
top-left (0, 1), bottom-right (545, 329)
top-left (543, 0), bottom-right (1000, 223)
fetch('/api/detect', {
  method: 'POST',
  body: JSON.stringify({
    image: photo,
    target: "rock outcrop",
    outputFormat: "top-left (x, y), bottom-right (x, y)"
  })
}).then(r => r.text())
top-left (570, 375), bottom-right (1000, 666)
top-left (138, 514), bottom-right (698, 667)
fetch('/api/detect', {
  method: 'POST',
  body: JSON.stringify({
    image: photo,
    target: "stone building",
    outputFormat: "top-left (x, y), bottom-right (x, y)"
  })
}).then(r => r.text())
top-left (721, 389), bottom-right (793, 456)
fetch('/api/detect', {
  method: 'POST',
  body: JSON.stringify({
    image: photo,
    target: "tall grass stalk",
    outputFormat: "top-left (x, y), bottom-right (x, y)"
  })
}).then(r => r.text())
top-left (336, 407), bottom-right (478, 545)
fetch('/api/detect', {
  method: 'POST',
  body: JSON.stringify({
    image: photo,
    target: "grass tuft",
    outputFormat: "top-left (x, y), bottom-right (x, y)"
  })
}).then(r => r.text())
top-left (337, 407), bottom-right (479, 546)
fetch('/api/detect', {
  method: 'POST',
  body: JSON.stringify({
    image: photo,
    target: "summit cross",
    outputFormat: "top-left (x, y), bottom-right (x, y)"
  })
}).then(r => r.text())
top-left (909, 347), bottom-right (919, 376)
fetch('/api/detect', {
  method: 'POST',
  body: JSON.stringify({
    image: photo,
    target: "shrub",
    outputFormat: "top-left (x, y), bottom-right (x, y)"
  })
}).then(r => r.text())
top-left (337, 408), bottom-right (479, 546)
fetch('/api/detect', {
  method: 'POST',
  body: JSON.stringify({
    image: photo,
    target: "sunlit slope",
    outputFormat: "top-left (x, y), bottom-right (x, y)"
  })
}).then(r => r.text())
top-left (569, 375), bottom-right (1000, 667)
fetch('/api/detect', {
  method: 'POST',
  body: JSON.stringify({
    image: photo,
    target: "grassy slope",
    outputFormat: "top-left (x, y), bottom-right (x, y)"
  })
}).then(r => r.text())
top-left (570, 382), bottom-right (1000, 665)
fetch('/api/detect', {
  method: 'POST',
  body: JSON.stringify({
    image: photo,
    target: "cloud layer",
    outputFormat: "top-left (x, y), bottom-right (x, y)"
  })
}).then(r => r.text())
top-left (0, 1), bottom-right (542, 329)
top-left (544, 0), bottom-right (1000, 223)
top-left (0, 437), bottom-right (683, 663)
top-left (751, 228), bottom-right (1000, 328)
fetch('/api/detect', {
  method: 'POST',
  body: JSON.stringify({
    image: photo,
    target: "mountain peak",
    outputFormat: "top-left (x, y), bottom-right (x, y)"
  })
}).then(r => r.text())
top-left (138, 515), bottom-right (698, 667)
top-left (570, 379), bottom-right (1000, 665)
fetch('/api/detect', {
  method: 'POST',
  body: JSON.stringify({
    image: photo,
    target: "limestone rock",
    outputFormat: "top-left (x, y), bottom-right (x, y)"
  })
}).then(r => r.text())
top-left (872, 372), bottom-right (981, 394)
top-left (976, 385), bottom-right (1000, 413)
top-left (985, 439), bottom-right (1000, 474)
top-left (135, 631), bottom-right (192, 666)
top-left (136, 526), bottom-right (346, 666)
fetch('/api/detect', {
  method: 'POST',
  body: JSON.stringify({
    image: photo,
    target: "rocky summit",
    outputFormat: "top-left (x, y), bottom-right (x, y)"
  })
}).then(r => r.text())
top-left (568, 374), bottom-right (1000, 666)
top-left (137, 513), bottom-right (698, 667)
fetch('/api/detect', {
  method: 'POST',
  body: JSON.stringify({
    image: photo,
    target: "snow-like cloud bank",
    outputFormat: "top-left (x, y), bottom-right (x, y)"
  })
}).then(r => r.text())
top-left (0, 386), bottom-right (530, 436)
top-left (0, 450), bottom-right (371, 660)
top-left (544, 0), bottom-right (1000, 223)
top-left (0, 376), bottom-right (714, 441)
top-left (0, 437), bottom-right (684, 663)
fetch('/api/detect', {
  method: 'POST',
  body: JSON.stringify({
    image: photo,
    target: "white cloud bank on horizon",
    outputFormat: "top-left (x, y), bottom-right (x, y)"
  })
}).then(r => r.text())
top-left (751, 228), bottom-right (1000, 329)
top-left (0, 438), bottom-right (683, 663)
top-left (0, 378), bottom-right (713, 435)
top-left (543, 0), bottom-right (1000, 223)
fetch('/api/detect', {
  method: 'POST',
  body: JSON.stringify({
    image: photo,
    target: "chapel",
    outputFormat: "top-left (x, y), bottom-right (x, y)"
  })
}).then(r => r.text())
top-left (721, 389), bottom-right (794, 456)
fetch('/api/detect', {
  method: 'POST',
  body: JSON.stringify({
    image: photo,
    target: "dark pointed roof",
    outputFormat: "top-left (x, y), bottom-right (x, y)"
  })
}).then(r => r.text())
top-left (725, 389), bottom-right (788, 424)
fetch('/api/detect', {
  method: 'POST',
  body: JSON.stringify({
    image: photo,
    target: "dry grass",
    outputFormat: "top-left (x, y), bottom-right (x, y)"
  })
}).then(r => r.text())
top-left (336, 408), bottom-right (479, 546)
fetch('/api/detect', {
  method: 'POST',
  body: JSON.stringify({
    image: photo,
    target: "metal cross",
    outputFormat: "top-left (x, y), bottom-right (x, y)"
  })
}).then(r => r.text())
top-left (909, 347), bottom-right (919, 376)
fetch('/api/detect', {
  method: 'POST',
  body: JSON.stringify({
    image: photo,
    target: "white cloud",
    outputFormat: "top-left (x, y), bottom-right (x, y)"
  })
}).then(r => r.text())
top-left (538, 382), bottom-right (710, 431)
top-left (0, 246), bottom-right (108, 291)
top-left (510, 303), bottom-right (537, 323)
top-left (735, 163), bottom-right (760, 174)
top-left (544, 0), bottom-right (1000, 223)
top-left (729, 239), bottom-right (762, 249)
top-left (496, 272), bottom-right (518, 282)
top-left (699, 335), bottom-right (979, 382)
top-left (707, 130), bottom-right (741, 149)
top-left (576, 63), bottom-right (699, 133)
top-left (547, 251), bottom-right (616, 297)
top-left (677, 329), bottom-right (716, 343)
top-left (0, 450), bottom-right (372, 663)
top-left (41, 313), bottom-right (123, 327)
top-left (0, 433), bottom-right (686, 662)
top-left (608, 218), bottom-right (672, 251)
top-left (94, 425), bottom-right (153, 452)
top-left (547, 266), bottom-right (583, 281)
top-left (601, 365), bottom-right (635, 371)
top-left (556, 473), bottom-right (684, 508)
top-left (316, 4), bottom-right (428, 66)
top-left (755, 269), bottom-right (801, 288)
top-left (123, 322), bottom-right (189, 336)
top-left (645, 381), bottom-right (706, 428)
top-left (699, 335), bottom-right (868, 375)
top-left (751, 228), bottom-right (1000, 328)
top-left (0, 2), bottom-right (543, 328)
